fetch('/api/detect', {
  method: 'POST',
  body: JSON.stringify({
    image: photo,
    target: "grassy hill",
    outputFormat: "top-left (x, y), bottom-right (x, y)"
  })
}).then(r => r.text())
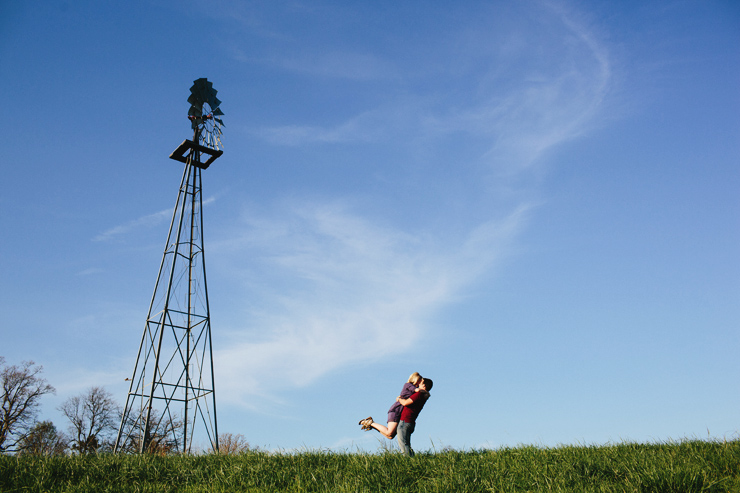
top-left (1, 439), bottom-right (738, 492)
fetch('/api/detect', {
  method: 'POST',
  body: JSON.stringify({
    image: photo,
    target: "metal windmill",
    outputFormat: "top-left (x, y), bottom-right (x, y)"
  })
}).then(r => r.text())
top-left (115, 78), bottom-right (224, 454)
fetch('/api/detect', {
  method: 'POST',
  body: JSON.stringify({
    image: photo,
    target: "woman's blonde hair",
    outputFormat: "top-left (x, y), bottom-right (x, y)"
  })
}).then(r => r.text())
top-left (407, 372), bottom-right (422, 385)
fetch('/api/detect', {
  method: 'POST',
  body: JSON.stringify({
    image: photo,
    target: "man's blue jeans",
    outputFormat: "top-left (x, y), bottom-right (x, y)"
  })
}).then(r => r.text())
top-left (396, 420), bottom-right (415, 456)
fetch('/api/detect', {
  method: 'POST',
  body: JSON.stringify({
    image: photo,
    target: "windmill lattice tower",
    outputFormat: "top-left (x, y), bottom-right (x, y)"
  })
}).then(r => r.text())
top-left (115, 78), bottom-right (224, 454)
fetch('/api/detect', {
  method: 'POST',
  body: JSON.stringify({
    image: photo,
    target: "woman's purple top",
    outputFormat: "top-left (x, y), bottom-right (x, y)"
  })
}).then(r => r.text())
top-left (387, 382), bottom-right (417, 423)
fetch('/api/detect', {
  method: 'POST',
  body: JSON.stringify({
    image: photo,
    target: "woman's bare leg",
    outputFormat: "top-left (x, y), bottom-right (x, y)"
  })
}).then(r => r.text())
top-left (386, 421), bottom-right (398, 439)
top-left (371, 421), bottom-right (398, 439)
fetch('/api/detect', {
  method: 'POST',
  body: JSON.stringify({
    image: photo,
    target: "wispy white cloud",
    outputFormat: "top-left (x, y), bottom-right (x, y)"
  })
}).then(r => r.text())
top-left (214, 201), bottom-right (530, 405)
top-left (93, 197), bottom-right (217, 242)
top-left (93, 208), bottom-right (171, 242)
top-left (250, 103), bottom-right (419, 146)
top-left (250, 2), bottom-right (612, 173)
top-left (215, 1), bottom-right (611, 407)
top-left (271, 50), bottom-right (400, 81)
top-left (475, 2), bottom-right (612, 169)
top-left (251, 121), bottom-right (368, 147)
top-left (231, 48), bottom-right (400, 81)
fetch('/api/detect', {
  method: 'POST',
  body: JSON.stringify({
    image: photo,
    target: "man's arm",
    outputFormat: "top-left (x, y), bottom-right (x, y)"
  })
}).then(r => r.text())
top-left (396, 396), bottom-right (414, 406)
top-left (397, 390), bottom-right (429, 406)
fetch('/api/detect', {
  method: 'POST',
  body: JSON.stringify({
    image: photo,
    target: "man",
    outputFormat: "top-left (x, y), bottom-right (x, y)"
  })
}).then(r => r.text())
top-left (395, 377), bottom-right (433, 456)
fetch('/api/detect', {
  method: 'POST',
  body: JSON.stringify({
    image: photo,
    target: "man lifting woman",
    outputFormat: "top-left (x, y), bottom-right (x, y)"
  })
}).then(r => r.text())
top-left (358, 372), bottom-right (433, 457)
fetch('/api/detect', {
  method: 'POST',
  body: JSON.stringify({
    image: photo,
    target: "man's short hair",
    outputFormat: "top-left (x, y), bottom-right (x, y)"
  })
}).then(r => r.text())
top-left (423, 378), bottom-right (433, 390)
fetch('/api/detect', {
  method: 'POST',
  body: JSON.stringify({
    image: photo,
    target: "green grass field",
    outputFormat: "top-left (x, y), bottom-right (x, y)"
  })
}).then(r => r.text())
top-left (1, 439), bottom-right (738, 492)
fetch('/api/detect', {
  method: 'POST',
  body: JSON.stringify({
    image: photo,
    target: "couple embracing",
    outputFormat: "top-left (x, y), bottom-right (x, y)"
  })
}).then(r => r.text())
top-left (358, 372), bottom-right (433, 457)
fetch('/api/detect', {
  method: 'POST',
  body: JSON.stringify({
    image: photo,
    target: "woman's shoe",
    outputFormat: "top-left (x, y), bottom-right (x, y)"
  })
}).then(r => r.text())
top-left (359, 417), bottom-right (374, 430)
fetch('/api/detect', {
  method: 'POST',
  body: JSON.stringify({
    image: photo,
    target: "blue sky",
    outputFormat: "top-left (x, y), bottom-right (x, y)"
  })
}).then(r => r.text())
top-left (1, 0), bottom-right (738, 452)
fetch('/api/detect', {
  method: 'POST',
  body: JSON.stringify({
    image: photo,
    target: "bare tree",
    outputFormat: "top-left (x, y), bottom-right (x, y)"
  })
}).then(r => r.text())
top-left (115, 408), bottom-right (184, 454)
top-left (59, 386), bottom-right (119, 454)
top-left (0, 357), bottom-right (56, 453)
top-left (17, 421), bottom-right (68, 456)
top-left (218, 432), bottom-right (255, 455)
